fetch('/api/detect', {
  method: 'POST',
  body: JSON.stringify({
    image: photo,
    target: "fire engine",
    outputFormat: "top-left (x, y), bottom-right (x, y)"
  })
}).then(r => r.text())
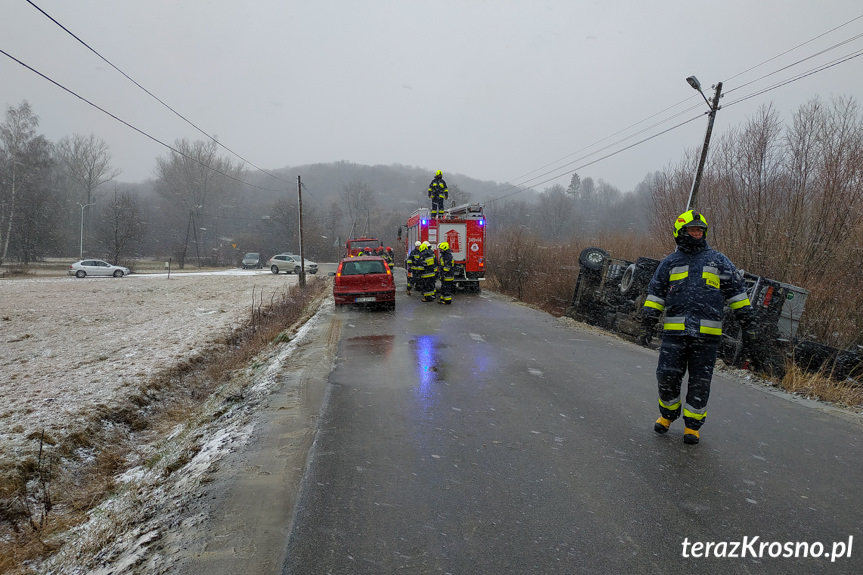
top-left (343, 237), bottom-right (382, 258)
top-left (403, 203), bottom-right (486, 292)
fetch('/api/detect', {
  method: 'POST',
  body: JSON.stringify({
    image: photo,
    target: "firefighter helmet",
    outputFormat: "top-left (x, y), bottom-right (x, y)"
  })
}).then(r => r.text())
top-left (363, 247), bottom-right (372, 253)
top-left (438, 242), bottom-right (449, 251)
top-left (435, 170), bottom-right (442, 178)
top-left (673, 210), bottom-right (708, 238)
top-left (386, 246), bottom-right (392, 252)
top-left (418, 243), bottom-right (427, 252)
top-left (415, 241), bottom-right (421, 247)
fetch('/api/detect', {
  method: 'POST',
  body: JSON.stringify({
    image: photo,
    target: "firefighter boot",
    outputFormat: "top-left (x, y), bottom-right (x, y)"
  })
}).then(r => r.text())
top-left (654, 416), bottom-right (672, 434)
top-left (683, 428), bottom-right (700, 445)
top-left (406, 285), bottom-right (411, 295)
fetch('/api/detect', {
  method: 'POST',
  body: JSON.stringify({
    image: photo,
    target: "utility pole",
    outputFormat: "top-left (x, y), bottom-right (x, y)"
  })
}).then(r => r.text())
top-left (686, 80), bottom-right (723, 211)
top-left (297, 175), bottom-right (306, 287)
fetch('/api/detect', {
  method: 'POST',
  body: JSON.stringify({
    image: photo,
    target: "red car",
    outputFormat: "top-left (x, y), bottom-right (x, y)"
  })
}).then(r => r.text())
top-left (332, 256), bottom-right (396, 311)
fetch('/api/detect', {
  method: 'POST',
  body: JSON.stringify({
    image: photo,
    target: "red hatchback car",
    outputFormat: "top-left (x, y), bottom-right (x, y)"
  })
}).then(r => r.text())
top-left (332, 256), bottom-right (396, 310)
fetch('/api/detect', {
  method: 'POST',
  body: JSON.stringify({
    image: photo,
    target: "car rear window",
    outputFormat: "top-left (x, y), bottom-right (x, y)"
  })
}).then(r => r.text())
top-left (341, 260), bottom-right (387, 275)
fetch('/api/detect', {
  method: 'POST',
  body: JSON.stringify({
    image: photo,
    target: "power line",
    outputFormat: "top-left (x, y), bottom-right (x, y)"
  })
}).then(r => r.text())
top-left (0, 47), bottom-right (284, 193)
top-left (489, 16), bottom-right (863, 204)
top-left (724, 13), bottom-right (863, 84)
top-left (25, 0), bottom-right (293, 186)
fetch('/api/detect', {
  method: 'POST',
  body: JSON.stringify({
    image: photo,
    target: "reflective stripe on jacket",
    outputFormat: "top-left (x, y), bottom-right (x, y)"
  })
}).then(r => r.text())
top-left (643, 245), bottom-right (751, 338)
top-left (421, 254), bottom-right (437, 278)
top-left (428, 178), bottom-right (448, 199)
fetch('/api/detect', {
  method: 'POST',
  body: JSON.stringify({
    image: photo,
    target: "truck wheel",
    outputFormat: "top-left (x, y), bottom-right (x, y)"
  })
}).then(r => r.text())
top-left (578, 247), bottom-right (609, 272)
top-left (619, 264), bottom-right (639, 296)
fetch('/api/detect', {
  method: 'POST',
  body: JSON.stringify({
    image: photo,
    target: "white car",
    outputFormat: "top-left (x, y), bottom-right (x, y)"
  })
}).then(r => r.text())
top-left (266, 253), bottom-right (318, 275)
top-left (69, 259), bottom-right (131, 278)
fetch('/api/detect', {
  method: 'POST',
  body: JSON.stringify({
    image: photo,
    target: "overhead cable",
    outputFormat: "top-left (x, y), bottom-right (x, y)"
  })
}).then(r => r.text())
top-left (25, 0), bottom-right (293, 186)
top-left (0, 47), bottom-right (283, 193)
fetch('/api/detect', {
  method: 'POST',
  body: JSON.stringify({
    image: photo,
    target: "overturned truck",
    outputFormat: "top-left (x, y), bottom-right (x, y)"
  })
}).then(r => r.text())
top-left (565, 247), bottom-right (837, 379)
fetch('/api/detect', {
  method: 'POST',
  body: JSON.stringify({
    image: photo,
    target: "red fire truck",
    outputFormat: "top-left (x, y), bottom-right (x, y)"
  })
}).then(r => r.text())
top-left (403, 203), bottom-right (486, 292)
top-left (343, 237), bottom-right (382, 258)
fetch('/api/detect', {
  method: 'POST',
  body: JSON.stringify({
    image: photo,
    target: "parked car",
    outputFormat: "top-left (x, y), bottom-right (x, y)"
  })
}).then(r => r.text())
top-left (267, 253), bottom-right (318, 275)
top-left (69, 259), bottom-right (131, 278)
top-left (241, 252), bottom-right (263, 269)
top-left (331, 256), bottom-right (395, 310)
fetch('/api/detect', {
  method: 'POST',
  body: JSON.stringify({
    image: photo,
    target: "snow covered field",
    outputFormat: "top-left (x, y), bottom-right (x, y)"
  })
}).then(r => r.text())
top-left (0, 269), bottom-right (304, 461)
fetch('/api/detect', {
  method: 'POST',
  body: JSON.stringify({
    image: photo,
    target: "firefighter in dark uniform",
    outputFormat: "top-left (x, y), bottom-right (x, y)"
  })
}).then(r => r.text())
top-left (418, 242), bottom-right (438, 302)
top-left (437, 241), bottom-right (454, 304)
top-left (428, 170), bottom-right (448, 219)
top-left (640, 210), bottom-right (756, 445)
top-left (384, 247), bottom-right (394, 266)
top-left (406, 241), bottom-right (422, 295)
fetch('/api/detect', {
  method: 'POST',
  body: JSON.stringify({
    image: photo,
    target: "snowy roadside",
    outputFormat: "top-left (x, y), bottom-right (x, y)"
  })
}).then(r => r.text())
top-left (39, 294), bottom-right (336, 575)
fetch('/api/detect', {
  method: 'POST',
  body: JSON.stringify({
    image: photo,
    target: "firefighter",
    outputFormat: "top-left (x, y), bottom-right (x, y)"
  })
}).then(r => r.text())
top-left (406, 241), bottom-right (422, 295)
top-left (640, 210), bottom-right (756, 445)
top-left (384, 246), bottom-right (394, 266)
top-left (437, 241), bottom-right (454, 304)
top-left (418, 242), bottom-right (438, 302)
top-left (428, 170), bottom-right (448, 219)
top-left (363, 247), bottom-right (372, 256)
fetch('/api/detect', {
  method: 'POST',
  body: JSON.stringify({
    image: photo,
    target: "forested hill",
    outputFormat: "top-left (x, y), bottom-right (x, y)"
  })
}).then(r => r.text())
top-left (236, 161), bottom-right (527, 212)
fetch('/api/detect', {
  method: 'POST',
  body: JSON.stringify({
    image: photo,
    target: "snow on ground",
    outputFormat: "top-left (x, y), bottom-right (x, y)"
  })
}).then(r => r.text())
top-left (0, 270), bottom-right (303, 457)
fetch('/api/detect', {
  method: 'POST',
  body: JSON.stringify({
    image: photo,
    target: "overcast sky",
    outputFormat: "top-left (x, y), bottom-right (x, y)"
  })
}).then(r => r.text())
top-left (2, 0), bottom-right (862, 195)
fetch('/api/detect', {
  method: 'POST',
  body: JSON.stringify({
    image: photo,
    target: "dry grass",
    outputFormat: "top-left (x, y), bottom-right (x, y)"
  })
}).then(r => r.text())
top-left (779, 361), bottom-right (863, 407)
top-left (0, 277), bottom-right (328, 574)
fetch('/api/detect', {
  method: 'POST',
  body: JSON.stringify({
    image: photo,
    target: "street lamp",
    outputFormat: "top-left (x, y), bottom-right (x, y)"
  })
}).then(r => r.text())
top-left (685, 75), bottom-right (723, 211)
top-left (78, 202), bottom-right (95, 259)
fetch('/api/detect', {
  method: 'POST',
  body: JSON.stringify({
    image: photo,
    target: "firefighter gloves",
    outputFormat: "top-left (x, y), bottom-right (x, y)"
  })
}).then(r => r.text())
top-left (639, 317), bottom-right (657, 347)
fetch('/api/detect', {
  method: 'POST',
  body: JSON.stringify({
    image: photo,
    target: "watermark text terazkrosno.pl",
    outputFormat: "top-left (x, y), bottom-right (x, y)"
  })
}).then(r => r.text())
top-left (681, 536), bottom-right (853, 562)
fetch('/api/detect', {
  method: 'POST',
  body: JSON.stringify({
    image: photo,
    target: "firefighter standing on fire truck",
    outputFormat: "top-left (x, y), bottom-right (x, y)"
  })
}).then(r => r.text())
top-left (640, 210), bottom-right (756, 445)
top-left (428, 170), bottom-right (448, 219)
top-left (437, 241), bottom-right (454, 304)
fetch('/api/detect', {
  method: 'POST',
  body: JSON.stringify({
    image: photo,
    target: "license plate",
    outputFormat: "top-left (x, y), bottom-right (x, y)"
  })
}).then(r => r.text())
top-left (355, 296), bottom-right (376, 303)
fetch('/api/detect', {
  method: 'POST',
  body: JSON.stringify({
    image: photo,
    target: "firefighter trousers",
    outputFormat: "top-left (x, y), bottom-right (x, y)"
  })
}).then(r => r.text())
top-left (420, 276), bottom-right (436, 301)
top-left (439, 278), bottom-right (453, 302)
top-left (431, 198), bottom-right (445, 218)
top-left (655, 335), bottom-right (720, 431)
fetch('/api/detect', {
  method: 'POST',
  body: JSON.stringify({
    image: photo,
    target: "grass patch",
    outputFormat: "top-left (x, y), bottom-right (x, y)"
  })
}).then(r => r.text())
top-left (779, 361), bottom-right (863, 407)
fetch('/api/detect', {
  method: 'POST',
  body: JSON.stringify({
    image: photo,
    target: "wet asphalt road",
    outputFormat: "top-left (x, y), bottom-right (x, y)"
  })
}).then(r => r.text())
top-left (282, 274), bottom-right (863, 574)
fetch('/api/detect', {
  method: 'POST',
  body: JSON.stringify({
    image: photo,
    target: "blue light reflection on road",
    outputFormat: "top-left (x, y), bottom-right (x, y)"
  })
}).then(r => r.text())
top-left (412, 334), bottom-right (439, 410)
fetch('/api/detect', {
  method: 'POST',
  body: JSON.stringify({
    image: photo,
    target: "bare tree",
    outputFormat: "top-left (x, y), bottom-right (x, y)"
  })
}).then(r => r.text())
top-left (154, 138), bottom-right (242, 267)
top-left (534, 184), bottom-right (574, 241)
top-left (95, 187), bottom-right (144, 264)
top-left (339, 181), bottom-right (376, 237)
top-left (55, 133), bottom-right (119, 253)
top-left (0, 101), bottom-right (56, 264)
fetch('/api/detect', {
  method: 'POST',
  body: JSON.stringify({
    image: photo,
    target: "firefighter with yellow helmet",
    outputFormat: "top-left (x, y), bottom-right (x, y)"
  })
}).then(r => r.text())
top-left (437, 241), bottom-right (454, 304)
top-left (406, 241), bottom-right (422, 295)
top-left (418, 242), bottom-right (438, 302)
top-left (428, 170), bottom-right (448, 219)
top-left (640, 210), bottom-right (755, 445)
